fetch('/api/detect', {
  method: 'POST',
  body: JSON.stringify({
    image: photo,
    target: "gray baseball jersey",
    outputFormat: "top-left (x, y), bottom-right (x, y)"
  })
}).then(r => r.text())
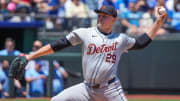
top-left (66, 27), bottom-right (135, 85)
top-left (51, 27), bottom-right (136, 101)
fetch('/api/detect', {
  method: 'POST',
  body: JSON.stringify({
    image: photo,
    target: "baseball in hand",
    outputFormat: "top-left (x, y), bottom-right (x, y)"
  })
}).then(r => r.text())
top-left (158, 7), bottom-right (166, 15)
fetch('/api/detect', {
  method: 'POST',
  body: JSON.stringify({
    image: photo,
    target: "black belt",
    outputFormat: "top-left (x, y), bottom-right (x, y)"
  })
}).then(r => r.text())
top-left (92, 77), bottom-right (116, 89)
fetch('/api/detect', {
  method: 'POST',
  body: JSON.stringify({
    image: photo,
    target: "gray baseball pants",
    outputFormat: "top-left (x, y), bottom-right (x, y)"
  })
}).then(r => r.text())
top-left (51, 79), bottom-right (127, 101)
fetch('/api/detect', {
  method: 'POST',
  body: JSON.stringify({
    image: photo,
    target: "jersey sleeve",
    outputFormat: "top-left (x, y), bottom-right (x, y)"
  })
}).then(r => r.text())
top-left (122, 34), bottom-right (136, 51)
top-left (66, 28), bottom-right (86, 46)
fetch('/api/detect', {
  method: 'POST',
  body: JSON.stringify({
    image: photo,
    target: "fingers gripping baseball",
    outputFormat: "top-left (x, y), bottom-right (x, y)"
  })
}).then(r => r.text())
top-left (8, 56), bottom-right (28, 80)
top-left (158, 7), bottom-right (166, 15)
top-left (155, 6), bottom-right (167, 23)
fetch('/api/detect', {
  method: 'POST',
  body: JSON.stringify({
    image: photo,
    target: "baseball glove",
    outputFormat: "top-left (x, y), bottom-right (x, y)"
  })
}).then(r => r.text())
top-left (8, 56), bottom-right (28, 80)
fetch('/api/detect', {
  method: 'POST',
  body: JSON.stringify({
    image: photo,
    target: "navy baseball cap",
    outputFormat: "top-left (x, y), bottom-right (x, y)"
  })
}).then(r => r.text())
top-left (94, 5), bottom-right (117, 18)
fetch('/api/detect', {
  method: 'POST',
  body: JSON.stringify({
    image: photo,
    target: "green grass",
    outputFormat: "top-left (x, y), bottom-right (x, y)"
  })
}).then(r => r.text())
top-left (0, 99), bottom-right (180, 101)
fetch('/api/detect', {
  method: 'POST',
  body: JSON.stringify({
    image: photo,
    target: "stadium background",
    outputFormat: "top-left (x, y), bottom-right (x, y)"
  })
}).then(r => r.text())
top-left (0, 0), bottom-right (180, 100)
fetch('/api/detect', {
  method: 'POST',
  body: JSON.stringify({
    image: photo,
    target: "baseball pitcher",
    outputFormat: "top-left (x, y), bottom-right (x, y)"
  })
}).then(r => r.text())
top-left (8, 5), bottom-right (167, 101)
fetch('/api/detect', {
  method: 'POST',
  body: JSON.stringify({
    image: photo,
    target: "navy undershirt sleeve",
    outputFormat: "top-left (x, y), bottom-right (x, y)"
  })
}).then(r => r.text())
top-left (50, 37), bottom-right (72, 52)
top-left (129, 33), bottom-right (152, 50)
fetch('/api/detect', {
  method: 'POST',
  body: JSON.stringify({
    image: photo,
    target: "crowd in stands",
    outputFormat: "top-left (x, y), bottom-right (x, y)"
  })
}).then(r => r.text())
top-left (0, 0), bottom-right (180, 33)
top-left (0, 38), bottom-right (69, 98)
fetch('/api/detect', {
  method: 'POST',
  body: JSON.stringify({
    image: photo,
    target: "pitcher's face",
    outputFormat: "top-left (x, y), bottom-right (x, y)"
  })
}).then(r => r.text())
top-left (97, 13), bottom-right (116, 30)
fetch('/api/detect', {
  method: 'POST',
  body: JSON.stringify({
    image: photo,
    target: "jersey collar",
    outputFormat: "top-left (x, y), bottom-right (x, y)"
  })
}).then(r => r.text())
top-left (97, 27), bottom-right (112, 36)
